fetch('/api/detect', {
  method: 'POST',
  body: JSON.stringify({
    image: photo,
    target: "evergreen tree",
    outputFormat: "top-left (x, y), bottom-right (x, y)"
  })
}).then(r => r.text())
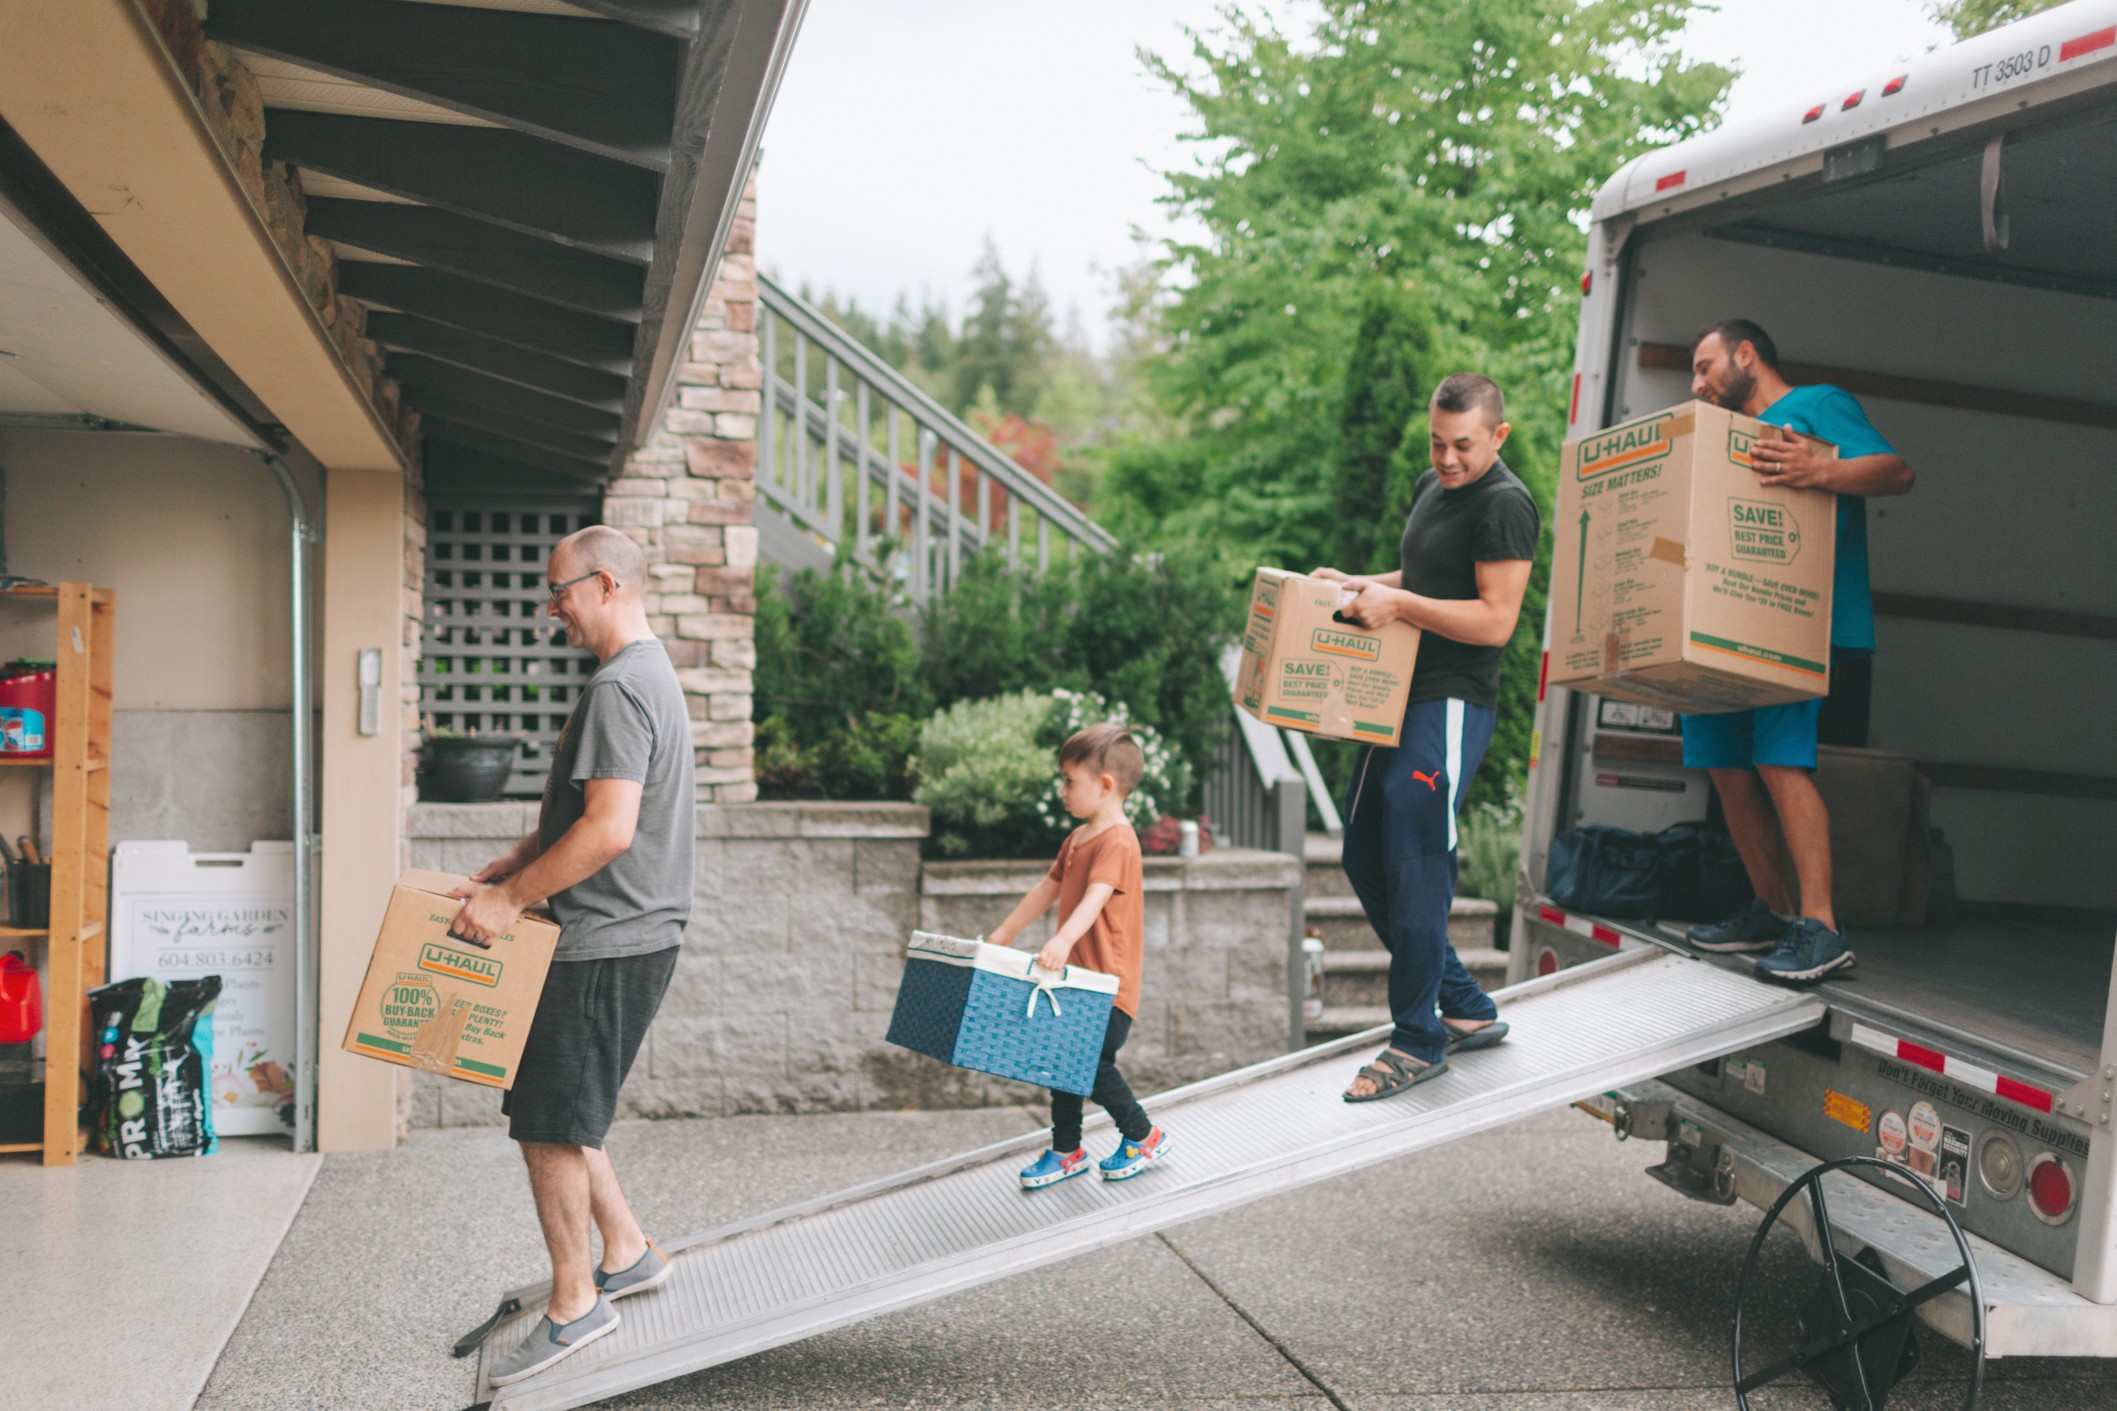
top-left (1332, 292), bottom-right (1435, 575)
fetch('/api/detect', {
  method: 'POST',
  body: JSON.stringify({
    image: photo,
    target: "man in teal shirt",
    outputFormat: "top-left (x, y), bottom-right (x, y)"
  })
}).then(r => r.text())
top-left (1680, 320), bottom-right (1916, 981)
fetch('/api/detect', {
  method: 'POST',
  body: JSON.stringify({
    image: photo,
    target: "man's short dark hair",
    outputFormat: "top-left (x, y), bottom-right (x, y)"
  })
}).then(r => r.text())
top-left (1695, 319), bottom-right (1779, 370)
top-left (1431, 372), bottom-right (1505, 427)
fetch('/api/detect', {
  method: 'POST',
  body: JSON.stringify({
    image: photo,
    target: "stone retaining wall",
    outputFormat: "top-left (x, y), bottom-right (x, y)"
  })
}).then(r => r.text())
top-left (404, 803), bottom-right (1299, 1127)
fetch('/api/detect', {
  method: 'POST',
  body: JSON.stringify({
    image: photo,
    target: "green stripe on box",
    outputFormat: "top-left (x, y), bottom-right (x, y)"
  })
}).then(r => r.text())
top-left (1264, 705), bottom-right (1319, 724)
top-left (1352, 720), bottom-right (1395, 737)
top-left (355, 1032), bottom-right (410, 1054)
top-left (1688, 632), bottom-right (1827, 676)
top-left (453, 1056), bottom-right (507, 1078)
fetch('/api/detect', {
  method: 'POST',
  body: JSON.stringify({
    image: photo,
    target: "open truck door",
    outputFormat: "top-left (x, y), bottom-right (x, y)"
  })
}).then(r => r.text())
top-left (1517, 0), bottom-right (2117, 1389)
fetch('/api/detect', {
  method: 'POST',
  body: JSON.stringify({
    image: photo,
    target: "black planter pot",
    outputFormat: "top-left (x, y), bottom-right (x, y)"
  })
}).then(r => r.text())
top-left (419, 737), bottom-right (519, 803)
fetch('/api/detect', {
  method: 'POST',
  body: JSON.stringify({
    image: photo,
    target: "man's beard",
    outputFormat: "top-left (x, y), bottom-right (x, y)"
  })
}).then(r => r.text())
top-left (1710, 365), bottom-right (1755, 411)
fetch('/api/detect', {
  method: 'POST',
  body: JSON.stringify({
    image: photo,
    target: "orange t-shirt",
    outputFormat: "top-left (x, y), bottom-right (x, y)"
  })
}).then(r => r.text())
top-left (1047, 823), bottom-right (1145, 1017)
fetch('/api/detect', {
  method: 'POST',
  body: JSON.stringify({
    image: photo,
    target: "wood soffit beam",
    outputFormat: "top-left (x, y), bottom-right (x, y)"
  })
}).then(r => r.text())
top-left (401, 388), bottom-right (618, 461)
top-left (0, 0), bottom-right (404, 470)
top-left (262, 110), bottom-right (660, 264)
top-left (1636, 342), bottom-right (2117, 432)
top-left (422, 419), bottom-right (611, 482)
top-left (207, 0), bottom-right (680, 170)
top-left (388, 354), bottom-right (623, 440)
top-left (336, 261), bottom-right (635, 371)
top-left (361, 312), bottom-right (626, 412)
top-left (305, 198), bottom-right (646, 320)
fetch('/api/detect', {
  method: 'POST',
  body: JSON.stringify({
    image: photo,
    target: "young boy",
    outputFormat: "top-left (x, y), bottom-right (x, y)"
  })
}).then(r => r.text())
top-left (987, 723), bottom-right (1171, 1189)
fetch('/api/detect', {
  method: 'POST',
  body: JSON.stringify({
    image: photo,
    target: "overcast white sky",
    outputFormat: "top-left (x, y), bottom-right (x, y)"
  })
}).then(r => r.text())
top-left (757, 0), bottom-right (1955, 345)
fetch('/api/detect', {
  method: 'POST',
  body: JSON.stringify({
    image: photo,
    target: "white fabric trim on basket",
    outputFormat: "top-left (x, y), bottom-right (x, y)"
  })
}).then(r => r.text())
top-left (906, 931), bottom-right (1121, 996)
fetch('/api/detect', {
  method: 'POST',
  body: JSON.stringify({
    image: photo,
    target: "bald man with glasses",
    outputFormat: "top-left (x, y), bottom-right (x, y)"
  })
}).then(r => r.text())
top-left (449, 525), bottom-right (696, 1384)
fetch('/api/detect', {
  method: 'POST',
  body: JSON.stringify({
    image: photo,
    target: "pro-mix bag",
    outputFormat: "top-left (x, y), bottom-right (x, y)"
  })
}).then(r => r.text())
top-left (89, 975), bottom-right (222, 1159)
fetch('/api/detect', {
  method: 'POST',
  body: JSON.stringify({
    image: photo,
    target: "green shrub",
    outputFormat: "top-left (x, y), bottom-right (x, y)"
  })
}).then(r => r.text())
top-left (911, 691), bottom-right (1058, 858)
top-left (911, 687), bottom-right (1191, 859)
top-left (754, 711), bottom-right (919, 801)
top-left (1455, 783), bottom-right (1524, 907)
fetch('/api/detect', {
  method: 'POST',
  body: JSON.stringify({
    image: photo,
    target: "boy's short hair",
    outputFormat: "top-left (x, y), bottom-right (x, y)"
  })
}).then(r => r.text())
top-left (1059, 722), bottom-right (1145, 798)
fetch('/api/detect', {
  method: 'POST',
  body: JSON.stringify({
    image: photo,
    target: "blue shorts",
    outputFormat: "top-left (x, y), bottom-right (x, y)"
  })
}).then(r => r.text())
top-left (1680, 696), bottom-right (1821, 770)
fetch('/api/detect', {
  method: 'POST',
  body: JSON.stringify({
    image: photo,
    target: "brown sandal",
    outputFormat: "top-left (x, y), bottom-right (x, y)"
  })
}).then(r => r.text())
top-left (1343, 1048), bottom-right (1449, 1103)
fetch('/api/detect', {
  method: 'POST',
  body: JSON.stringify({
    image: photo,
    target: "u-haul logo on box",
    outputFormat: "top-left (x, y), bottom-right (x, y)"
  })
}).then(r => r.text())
top-left (419, 941), bottom-right (503, 987)
top-left (1309, 627), bottom-right (1380, 661)
top-left (1577, 414), bottom-right (1674, 480)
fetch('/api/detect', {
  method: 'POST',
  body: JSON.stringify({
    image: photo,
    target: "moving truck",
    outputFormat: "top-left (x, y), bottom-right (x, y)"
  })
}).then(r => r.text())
top-left (1513, 0), bottom-right (2117, 1380)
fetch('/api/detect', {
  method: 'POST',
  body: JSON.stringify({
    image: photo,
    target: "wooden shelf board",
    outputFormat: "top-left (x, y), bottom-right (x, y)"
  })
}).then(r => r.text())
top-left (0, 757), bottom-right (53, 767)
top-left (0, 926), bottom-right (46, 938)
top-left (0, 1142), bottom-right (43, 1154)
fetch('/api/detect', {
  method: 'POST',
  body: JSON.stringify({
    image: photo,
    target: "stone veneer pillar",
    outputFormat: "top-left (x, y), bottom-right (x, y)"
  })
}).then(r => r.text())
top-left (602, 174), bottom-right (761, 802)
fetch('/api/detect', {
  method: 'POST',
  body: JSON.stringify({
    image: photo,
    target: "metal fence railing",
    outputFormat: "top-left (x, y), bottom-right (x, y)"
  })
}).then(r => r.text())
top-left (756, 273), bottom-right (1117, 601)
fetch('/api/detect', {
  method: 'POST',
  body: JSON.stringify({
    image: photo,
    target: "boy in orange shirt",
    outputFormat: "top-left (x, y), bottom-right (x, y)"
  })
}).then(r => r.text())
top-left (988, 723), bottom-right (1171, 1188)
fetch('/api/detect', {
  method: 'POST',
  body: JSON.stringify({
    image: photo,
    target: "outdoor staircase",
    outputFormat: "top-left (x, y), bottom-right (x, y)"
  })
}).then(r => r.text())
top-left (1301, 831), bottom-right (1507, 1040)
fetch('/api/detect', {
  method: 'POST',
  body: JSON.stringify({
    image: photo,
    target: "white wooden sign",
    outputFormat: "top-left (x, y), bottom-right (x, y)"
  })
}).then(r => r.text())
top-left (110, 841), bottom-right (296, 1137)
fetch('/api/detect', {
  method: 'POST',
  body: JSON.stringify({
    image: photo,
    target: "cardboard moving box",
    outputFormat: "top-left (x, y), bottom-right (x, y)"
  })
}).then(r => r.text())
top-left (341, 870), bottom-right (560, 1089)
top-left (1549, 401), bottom-right (1836, 713)
top-left (1235, 569), bottom-right (1420, 746)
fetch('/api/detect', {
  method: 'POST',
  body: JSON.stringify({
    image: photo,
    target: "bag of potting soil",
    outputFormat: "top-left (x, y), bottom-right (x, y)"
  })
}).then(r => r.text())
top-left (89, 975), bottom-right (221, 1159)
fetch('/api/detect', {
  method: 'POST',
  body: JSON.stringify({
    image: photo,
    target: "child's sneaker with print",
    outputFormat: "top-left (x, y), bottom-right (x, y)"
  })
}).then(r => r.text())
top-left (1019, 1147), bottom-right (1090, 1189)
top-left (1098, 1126), bottom-right (1171, 1181)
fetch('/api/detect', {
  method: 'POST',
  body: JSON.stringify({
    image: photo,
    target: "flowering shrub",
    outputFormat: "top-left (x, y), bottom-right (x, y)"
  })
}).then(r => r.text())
top-left (912, 687), bottom-right (1193, 859)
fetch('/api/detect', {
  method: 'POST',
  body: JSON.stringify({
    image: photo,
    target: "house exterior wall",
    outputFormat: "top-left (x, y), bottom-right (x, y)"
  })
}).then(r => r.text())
top-left (405, 803), bottom-right (1299, 1125)
top-left (603, 175), bottom-right (760, 803)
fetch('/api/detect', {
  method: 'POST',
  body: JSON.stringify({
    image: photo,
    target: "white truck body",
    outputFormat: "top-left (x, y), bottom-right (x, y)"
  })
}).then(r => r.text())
top-left (1516, 0), bottom-right (2117, 1351)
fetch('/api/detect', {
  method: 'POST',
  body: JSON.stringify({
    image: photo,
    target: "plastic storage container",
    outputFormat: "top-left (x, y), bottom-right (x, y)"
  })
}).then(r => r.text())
top-left (0, 661), bottom-right (56, 759)
top-left (886, 932), bottom-right (1117, 1096)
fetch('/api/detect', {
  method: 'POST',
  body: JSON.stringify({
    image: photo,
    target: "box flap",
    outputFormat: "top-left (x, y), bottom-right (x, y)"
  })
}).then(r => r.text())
top-left (398, 868), bottom-right (472, 899)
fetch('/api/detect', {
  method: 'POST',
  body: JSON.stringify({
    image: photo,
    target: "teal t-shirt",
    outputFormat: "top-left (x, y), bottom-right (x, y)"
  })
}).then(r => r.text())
top-left (1755, 385), bottom-right (1895, 650)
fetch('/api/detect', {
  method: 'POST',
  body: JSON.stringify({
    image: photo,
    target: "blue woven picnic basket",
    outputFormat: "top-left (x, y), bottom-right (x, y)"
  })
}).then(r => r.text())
top-left (885, 931), bottom-right (1118, 1096)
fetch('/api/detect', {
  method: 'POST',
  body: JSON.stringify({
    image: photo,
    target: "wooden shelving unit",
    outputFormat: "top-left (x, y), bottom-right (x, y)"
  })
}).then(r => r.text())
top-left (0, 582), bottom-right (113, 1165)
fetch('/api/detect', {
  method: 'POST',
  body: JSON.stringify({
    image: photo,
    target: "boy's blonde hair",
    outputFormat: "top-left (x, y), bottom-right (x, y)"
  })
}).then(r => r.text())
top-left (1059, 722), bottom-right (1144, 797)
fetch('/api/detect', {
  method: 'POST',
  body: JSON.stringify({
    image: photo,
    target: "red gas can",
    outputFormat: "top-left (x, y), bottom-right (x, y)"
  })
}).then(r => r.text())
top-left (0, 951), bottom-right (40, 1044)
top-left (0, 662), bottom-right (56, 759)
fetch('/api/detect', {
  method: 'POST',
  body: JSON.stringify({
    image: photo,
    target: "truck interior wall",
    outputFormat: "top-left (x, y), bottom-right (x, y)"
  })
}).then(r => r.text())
top-left (0, 428), bottom-right (297, 851)
top-left (1598, 230), bottom-right (2117, 910)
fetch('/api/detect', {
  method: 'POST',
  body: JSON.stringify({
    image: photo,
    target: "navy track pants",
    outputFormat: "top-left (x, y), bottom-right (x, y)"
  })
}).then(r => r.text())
top-left (1340, 696), bottom-right (1499, 1064)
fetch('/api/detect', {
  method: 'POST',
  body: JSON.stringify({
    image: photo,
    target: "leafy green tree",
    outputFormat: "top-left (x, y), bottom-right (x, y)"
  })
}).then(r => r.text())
top-left (1105, 0), bottom-right (1729, 804)
top-left (1929, 0), bottom-right (2066, 38)
top-left (948, 239), bottom-right (1058, 416)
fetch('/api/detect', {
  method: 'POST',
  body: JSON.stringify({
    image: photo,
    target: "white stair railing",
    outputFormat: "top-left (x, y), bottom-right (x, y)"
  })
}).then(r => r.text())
top-left (756, 273), bottom-right (1117, 601)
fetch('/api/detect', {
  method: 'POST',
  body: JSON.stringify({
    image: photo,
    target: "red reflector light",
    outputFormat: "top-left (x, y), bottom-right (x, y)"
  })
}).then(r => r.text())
top-left (1802, 104), bottom-right (1825, 124)
top-left (2029, 1153), bottom-right (2077, 1223)
top-left (1654, 170), bottom-right (1686, 192)
top-left (1535, 947), bottom-right (1559, 978)
top-left (1842, 90), bottom-right (1864, 110)
top-left (2061, 26), bottom-right (2117, 62)
top-left (1581, 271), bottom-right (1591, 295)
top-left (1882, 75), bottom-right (1907, 96)
top-left (1567, 374), bottom-right (1581, 425)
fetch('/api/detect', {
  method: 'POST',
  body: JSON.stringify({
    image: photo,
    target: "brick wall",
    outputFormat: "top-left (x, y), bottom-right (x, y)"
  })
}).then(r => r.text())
top-left (602, 175), bottom-right (761, 803)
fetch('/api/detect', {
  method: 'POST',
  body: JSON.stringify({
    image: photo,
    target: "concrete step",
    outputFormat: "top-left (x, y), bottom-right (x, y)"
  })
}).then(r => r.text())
top-left (1304, 832), bottom-right (1356, 898)
top-left (1319, 947), bottom-right (1509, 1008)
top-left (1305, 894), bottom-right (1499, 953)
top-left (1304, 1007), bottom-right (1390, 1041)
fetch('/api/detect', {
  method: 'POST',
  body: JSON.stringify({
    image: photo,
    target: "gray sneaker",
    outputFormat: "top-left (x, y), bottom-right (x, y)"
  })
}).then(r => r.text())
top-left (595, 1242), bottom-right (673, 1300)
top-left (1687, 899), bottom-right (1788, 953)
top-left (487, 1295), bottom-right (619, 1387)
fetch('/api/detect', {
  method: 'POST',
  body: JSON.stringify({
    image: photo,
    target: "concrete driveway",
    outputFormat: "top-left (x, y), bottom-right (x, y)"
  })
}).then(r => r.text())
top-left (198, 1104), bottom-right (2117, 1410)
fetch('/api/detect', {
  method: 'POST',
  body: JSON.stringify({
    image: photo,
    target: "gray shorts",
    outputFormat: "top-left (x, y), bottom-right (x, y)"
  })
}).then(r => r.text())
top-left (502, 946), bottom-right (679, 1148)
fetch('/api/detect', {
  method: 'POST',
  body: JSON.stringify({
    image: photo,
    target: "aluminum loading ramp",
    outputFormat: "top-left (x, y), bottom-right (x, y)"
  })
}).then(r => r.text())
top-left (468, 948), bottom-right (1823, 1410)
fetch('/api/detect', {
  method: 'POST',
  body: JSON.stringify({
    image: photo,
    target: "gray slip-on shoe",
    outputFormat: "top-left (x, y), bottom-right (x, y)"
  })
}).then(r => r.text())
top-left (595, 1242), bottom-right (673, 1300)
top-left (487, 1295), bottom-right (619, 1387)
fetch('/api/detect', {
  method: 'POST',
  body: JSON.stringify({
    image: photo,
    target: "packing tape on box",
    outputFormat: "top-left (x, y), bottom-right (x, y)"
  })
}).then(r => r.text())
top-left (407, 992), bottom-right (473, 1075)
top-left (1649, 537), bottom-right (1688, 567)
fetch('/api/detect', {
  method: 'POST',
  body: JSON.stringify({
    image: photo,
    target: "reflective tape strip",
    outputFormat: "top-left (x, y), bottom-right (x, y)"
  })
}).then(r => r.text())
top-left (2061, 26), bottom-right (2116, 62)
top-left (1845, 1021), bottom-right (2056, 1114)
top-left (1535, 904), bottom-right (1621, 949)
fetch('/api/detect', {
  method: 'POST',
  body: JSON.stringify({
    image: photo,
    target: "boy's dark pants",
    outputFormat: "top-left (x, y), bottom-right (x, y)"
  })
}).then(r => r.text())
top-left (1051, 1009), bottom-right (1151, 1151)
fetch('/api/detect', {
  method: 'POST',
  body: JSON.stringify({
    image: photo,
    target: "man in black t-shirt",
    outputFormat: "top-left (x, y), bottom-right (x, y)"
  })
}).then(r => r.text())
top-left (1315, 373), bottom-right (1542, 1102)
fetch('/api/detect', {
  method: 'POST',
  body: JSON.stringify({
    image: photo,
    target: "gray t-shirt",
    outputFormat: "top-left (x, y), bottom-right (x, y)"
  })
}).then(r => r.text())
top-left (537, 638), bottom-right (696, 959)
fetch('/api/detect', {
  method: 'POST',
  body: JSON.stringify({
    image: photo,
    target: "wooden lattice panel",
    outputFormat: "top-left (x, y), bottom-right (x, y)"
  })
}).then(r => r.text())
top-left (420, 498), bottom-right (600, 799)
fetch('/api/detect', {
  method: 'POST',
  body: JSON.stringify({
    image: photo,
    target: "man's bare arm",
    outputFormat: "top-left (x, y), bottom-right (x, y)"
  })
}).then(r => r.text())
top-left (1751, 439), bottom-right (1914, 497)
top-left (1338, 558), bottom-right (1533, 647)
top-left (449, 778), bottom-right (643, 944)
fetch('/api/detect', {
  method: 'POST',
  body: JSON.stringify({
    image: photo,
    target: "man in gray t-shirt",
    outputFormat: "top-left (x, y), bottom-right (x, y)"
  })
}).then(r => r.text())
top-left (447, 525), bottom-right (694, 1384)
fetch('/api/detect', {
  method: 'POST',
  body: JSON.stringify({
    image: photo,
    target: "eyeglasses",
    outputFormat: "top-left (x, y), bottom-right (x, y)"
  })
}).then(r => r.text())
top-left (545, 570), bottom-right (613, 603)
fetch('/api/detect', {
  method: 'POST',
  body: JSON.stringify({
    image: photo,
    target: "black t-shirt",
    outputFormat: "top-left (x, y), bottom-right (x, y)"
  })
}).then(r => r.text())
top-left (1398, 459), bottom-right (1541, 708)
